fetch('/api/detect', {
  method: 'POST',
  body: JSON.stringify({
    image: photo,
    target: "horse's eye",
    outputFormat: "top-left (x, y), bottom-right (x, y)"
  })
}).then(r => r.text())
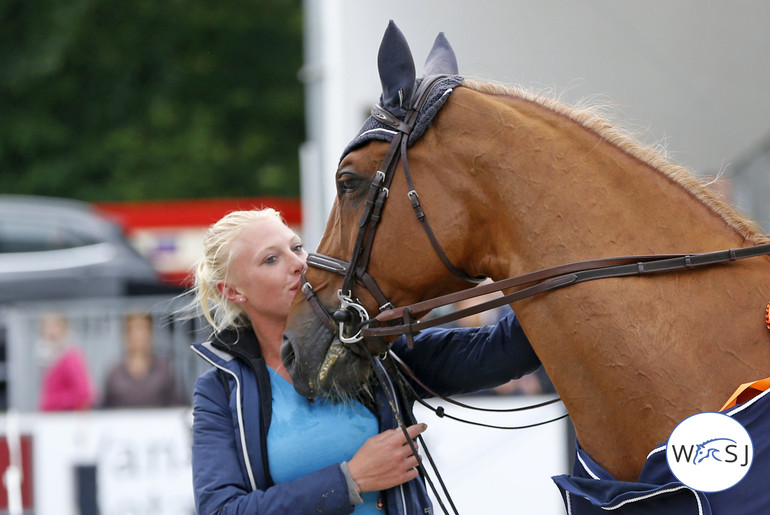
top-left (337, 174), bottom-right (362, 195)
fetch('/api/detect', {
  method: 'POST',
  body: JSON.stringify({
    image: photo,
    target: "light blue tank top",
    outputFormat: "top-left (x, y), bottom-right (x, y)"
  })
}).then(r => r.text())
top-left (266, 367), bottom-right (383, 513)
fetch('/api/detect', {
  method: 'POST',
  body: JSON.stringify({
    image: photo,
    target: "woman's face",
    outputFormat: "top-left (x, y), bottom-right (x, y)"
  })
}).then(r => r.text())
top-left (222, 217), bottom-right (307, 325)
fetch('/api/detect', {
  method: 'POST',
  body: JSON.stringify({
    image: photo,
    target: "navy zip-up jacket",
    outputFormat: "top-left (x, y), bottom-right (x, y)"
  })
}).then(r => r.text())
top-left (191, 310), bottom-right (540, 514)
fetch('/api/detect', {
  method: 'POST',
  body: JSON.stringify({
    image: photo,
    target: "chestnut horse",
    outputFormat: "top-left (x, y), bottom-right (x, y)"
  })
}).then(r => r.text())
top-left (282, 21), bottom-right (770, 508)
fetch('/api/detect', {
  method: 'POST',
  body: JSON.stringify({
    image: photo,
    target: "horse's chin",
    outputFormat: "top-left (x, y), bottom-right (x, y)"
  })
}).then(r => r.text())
top-left (316, 340), bottom-right (373, 400)
top-left (281, 330), bottom-right (372, 400)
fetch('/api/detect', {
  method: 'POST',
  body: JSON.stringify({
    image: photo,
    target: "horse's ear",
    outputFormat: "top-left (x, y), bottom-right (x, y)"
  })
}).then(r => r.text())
top-left (377, 20), bottom-right (416, 119)
top-left (423, 32), bottom-right (458, 76)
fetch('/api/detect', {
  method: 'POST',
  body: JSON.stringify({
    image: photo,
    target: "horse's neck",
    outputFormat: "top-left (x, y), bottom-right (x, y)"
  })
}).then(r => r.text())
top-left (505, 105), bottom-right (743, 257)
top-left (472, 92), bottom-right (763, 283)
top-left (460, 92), bottom-right (770, 481)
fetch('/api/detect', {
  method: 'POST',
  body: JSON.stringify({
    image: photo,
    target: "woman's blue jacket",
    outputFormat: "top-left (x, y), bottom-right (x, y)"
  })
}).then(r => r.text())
top-left (190, 310), bottom-right (540, 514)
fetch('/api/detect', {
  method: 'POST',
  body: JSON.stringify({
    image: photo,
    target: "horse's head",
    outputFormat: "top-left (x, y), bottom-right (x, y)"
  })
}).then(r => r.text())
top-left (282, 21), bottom-right (483, 398)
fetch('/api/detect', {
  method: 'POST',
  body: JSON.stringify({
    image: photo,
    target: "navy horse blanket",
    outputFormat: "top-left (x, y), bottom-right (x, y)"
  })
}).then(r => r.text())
top-left (552, 386), bottom-right (770, 514)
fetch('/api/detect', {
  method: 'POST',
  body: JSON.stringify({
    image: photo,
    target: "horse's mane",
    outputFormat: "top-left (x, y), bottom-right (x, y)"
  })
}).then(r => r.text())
top-left (462, 79), bottom-right (770, 245)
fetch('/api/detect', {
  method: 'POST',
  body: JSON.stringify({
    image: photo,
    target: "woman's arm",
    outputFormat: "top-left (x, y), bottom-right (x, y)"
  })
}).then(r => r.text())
top-left (392, 310), bottom-right (541, 397)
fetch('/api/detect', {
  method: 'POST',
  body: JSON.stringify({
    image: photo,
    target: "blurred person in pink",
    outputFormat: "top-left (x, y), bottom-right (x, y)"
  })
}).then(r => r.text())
top-left (37, 312), bottom-right (95, 411)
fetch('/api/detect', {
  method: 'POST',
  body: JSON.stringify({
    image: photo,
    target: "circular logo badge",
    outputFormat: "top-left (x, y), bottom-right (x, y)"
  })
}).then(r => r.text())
top-left (666, 412), bottom-right (753, 492)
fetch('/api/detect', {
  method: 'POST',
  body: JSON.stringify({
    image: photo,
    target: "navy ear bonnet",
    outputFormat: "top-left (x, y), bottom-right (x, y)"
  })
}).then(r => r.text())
top-left (340, 21), bottom-right (463, 161)
top-left (340, 75), bottom-right (463, 160)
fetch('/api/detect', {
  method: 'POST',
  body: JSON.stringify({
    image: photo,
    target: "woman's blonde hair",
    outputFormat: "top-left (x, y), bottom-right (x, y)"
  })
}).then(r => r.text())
top-left (191, 208), bottom-right (285, 332)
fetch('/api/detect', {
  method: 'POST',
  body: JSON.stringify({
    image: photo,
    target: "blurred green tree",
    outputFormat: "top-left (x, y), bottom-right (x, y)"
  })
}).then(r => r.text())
top-left (0, 0), bottom-right (303, 201)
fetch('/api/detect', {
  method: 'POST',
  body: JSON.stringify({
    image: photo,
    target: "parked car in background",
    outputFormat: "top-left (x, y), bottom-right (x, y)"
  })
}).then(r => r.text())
top-left (0, 195), bottom-right (175, 303)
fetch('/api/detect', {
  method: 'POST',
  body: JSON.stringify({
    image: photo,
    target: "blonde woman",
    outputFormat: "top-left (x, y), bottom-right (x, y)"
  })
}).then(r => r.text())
top-left (189, 208), bottom-right (539, 514)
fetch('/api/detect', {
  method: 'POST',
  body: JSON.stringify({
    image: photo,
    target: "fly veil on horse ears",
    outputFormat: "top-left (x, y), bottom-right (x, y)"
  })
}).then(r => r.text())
top-left (340, 20), bottom-right (465, 160)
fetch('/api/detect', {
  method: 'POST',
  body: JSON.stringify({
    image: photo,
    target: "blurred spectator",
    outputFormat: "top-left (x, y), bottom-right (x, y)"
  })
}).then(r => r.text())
top-left (37, 312), bottom-right (96, 411)
top-left (102, 312), bottom-right (186, 408)
top-left (451, 282), bottom-right (555, 396)
top-left (488, 361), bottom-right (555, 396)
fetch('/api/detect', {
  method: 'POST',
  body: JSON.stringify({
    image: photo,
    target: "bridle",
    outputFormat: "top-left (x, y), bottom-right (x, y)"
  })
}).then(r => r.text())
top-left (300, 74), bottom-right (484, 345)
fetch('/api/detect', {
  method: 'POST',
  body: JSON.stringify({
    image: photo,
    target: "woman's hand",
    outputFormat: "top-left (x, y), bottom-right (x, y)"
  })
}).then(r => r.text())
top-left (347, 423), bottom-right (427, 493)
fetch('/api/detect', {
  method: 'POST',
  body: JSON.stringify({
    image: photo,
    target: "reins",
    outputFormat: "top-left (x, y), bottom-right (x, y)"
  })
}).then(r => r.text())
top-left (388, 350), bottom-right (568, 428)
top-left (365, 348), bottom-right (461, 515)
top-left (309, 242), bottom-right (770, 431)
top-left (362, 242), bottom-right (770, 340)
top-left (306, 243), bottom-right (770, 345)
top-left (362, 341), bottom-right (567, 515)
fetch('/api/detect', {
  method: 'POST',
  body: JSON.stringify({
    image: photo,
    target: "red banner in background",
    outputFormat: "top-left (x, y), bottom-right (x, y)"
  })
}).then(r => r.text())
top-left (0, 435), bottom-right (34, 510)
top-left (95, 197), bottom-right (302, 287)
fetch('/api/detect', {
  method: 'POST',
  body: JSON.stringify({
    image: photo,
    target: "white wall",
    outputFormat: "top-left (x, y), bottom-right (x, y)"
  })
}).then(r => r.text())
top-left (0, 409), bottom-right (194, 515)
top-left (413, 395), bottom-right (570, 514)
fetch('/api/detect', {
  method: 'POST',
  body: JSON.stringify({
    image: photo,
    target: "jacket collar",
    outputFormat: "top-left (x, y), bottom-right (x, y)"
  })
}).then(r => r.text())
top-left (211, 326), bottom-right (263, 363)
